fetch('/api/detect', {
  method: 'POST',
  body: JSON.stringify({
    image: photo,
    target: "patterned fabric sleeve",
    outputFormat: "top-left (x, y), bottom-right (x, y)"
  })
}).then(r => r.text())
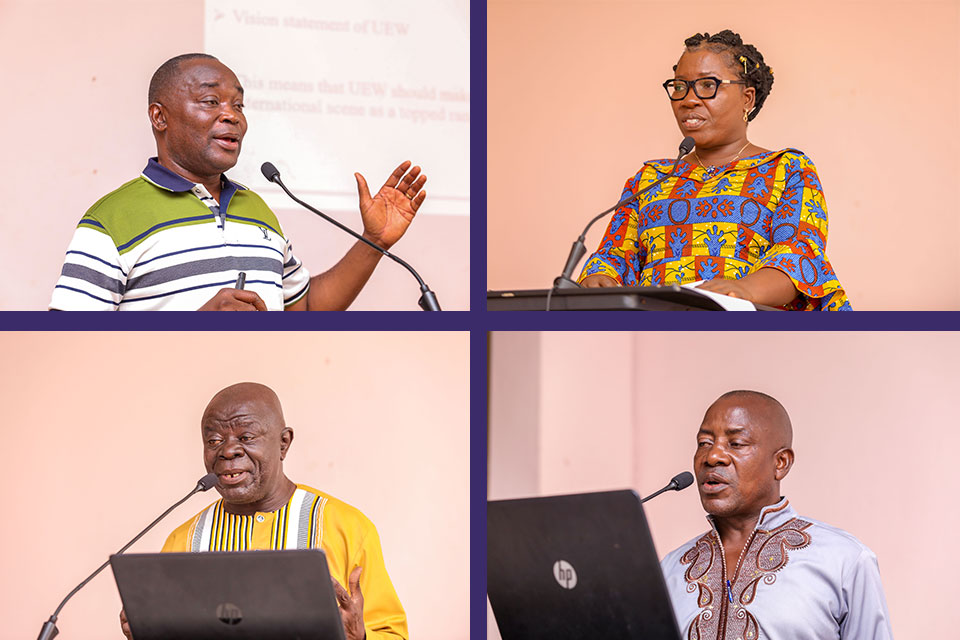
top-left (751, 153), bottom-right (851, 310)
top-left (577, 168), bottom-right (652, 285)
top-left (49, 215), bottom-right (127, 310)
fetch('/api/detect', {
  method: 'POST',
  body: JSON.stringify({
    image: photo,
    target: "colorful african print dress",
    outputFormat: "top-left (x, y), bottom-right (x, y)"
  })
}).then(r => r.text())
top-left (578, 149), bottom-right (851, 310)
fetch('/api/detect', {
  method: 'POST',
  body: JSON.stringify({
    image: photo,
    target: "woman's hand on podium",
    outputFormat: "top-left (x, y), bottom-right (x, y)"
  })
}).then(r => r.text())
top-left (696, 267), bottom-right (797, 307)
top-left (579, 274), bottom-right (619, 288)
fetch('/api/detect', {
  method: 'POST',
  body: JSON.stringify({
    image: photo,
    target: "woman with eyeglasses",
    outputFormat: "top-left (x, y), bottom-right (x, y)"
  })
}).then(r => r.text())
top-left (578, 30), bottom-right (850, 310)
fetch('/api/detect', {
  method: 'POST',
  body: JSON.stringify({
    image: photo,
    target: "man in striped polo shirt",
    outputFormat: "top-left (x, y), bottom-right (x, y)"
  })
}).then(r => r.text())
top-left (121, 382), bottom-right (407, 639)
top-left (51, 53), bottom-right (427, 311)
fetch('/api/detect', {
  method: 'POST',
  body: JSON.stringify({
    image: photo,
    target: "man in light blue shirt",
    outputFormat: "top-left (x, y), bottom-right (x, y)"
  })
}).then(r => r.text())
top-left (660, 390), bottom-right (893, 639)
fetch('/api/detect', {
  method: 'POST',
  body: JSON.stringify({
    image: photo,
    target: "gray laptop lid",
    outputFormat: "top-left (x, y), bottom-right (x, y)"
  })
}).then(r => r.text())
top-left (487, 489), bottom-right (682, 640)
top-left (110, 549), bottom-right (346, 640)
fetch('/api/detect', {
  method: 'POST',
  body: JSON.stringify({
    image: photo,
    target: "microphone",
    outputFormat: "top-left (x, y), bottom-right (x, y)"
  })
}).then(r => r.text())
top-left (36, 473), bottom-right (219, 640)
top-left (261, 162), bottom-right (441, 311)
top-left (552, 136), bottom-right (695, 290)
top-left (641, 471), bottom-right (695, 504)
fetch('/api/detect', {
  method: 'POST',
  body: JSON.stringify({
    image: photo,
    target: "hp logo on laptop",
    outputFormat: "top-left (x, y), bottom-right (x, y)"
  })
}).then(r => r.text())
top-left (552, 559), bottom-right (578, 589)
top-left (216, 602), bottom-right (243, 625)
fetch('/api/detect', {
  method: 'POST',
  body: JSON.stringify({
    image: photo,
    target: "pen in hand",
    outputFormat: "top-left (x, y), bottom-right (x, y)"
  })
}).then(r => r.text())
top-left (235, 272), bottom-right (246, 290)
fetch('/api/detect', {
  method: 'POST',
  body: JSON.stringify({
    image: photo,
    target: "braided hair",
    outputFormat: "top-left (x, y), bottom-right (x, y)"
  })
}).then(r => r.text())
top-left (674, 30), bottom-right (774, 122)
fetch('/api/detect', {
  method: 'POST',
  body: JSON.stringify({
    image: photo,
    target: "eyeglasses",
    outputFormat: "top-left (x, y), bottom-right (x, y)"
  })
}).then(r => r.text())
top-left (662, 77), bottom-right (746, 101)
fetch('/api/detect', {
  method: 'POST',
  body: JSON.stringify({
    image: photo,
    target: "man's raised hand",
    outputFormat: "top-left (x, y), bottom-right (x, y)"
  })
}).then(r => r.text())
top-left (355, 161), bottom-right (427, 250)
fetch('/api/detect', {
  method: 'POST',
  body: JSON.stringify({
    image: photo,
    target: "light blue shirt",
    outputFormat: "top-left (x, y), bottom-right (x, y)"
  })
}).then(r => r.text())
top-left (660, 498), bottom-right (893, 639)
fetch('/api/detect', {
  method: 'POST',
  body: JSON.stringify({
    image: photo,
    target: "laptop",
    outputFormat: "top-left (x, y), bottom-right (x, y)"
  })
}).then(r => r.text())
top-left (487, 489), bottom-right (682, 640)
top-left (110, 549), bottom-right (346, 640)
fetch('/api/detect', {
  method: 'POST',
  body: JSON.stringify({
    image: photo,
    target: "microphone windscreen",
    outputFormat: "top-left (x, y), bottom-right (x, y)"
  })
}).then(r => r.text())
top-left (679, 136), bottom-right (695, 155)
top-left (260, 162), bottom-right (280, 182)
top-left (197, 472), bottom-right (219, 491)
top-left (672, 471), bottom-right (694, 491)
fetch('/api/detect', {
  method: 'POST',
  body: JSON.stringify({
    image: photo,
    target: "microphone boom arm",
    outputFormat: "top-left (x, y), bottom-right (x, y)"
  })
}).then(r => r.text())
top-left (37, 474), bottom-right (218, 640)
top-left (641, 471), bottom-right (695, 504)
top-left (553, 137), bottom-right (695, 289)
top-left (263, 164), bottom-right (441, 311)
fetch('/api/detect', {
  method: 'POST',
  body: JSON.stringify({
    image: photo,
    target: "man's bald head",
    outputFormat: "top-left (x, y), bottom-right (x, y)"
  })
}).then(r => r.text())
top-left (201, 382), bottom-right (295, 514)
top-left (146, 53), bottom-right (246, 183)
top-left (203, 382), bottom-right (285, 433)
top-left (709, 390), bottom-right (793, 450)
top-left (695, 390), bottom-right (796, 521)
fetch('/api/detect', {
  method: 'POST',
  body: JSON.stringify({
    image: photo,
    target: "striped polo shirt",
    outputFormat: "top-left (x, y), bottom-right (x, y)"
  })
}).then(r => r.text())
top-left (50, 158), bottom-right (311, 310)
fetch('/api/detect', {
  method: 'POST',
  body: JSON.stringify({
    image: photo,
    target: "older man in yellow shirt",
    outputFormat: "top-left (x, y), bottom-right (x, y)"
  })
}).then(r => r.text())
top-left (121, 382), bottom-right (407, 639)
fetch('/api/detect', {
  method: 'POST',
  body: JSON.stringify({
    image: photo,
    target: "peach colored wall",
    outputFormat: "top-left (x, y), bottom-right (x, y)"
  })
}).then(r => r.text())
top-left (488, 331), bottom-right (959, 639)
top-left (487, 0), bottom-right (960, 309)
top-left (0, 0), bottom-right (468, 311)
top-left (0, 332), bottom-right (469, 640)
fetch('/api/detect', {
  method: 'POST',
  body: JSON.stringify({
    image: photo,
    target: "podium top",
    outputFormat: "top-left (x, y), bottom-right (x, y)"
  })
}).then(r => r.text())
top-left (487, 285), bottom-right (779, 311)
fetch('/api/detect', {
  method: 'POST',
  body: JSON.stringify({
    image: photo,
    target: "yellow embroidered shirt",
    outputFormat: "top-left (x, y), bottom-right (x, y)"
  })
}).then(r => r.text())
top-left (162, 484), bottom-right (407, 639)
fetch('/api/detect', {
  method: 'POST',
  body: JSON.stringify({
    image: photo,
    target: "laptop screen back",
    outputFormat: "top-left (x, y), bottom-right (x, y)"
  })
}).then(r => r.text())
top-left (487, 490), bottom-right (681, 640)
top-left (111, 549), bottom-right (346, 640)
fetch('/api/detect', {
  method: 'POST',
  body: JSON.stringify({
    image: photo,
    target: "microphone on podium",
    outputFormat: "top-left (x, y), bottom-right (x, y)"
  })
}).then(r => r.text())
top-left (260, 161), bottom-right (441, 311)
top-left (36, 473), bottom-right (219, 640)
top-left (641, 471), bottom-right (695, 503)
top-left (552, 136), bottom-right (696, 291)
